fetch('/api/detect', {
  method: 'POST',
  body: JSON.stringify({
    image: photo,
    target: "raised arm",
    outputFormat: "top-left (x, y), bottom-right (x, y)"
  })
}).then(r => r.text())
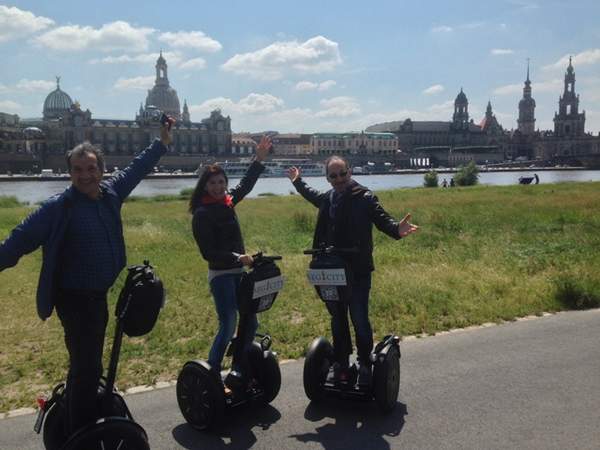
top-left (229, 135), bottom-right (271, 205)
top-left (109, 119), bottom-right (173, 200)
top-left (288, 167), bottom-right (327, 208)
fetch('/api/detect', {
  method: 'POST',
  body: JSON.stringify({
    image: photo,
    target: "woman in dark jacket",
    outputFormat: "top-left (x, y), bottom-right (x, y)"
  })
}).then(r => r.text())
top-left (189, 136), bottom-right (271, 376)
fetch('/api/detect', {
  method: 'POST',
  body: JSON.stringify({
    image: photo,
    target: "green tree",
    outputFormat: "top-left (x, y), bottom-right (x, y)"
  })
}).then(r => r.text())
top-left (454, 161), bottom-right (479, 186)
top-left (423, 169), bottom-right (439, 187)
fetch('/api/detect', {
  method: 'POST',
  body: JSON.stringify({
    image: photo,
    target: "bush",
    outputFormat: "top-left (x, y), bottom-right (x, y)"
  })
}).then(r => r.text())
top-left (423, 170), bottom-right (439, 188)
top-left (0, 196), bottom-right (23, 208)
top-left (554, 275), bottom-right (600, 310)
top-left (454, 161), bottom-right (479, 186)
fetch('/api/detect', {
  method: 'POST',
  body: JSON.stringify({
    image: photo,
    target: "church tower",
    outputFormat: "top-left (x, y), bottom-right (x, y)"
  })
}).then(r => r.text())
top-left (452, 88), bottom-right (469, 130)
top-left (182, 99), bottom-right (191, 124)
top-left (553, 57), bottom-right (585, 137)
top-left (518, 60), bottom-right (536, 135)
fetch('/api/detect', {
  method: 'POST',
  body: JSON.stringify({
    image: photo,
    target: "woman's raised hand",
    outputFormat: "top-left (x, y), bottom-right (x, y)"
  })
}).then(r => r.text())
top-left (255, 135), bottom-right (272, 162)
top-left (287, 166), bottom-right (301, 182)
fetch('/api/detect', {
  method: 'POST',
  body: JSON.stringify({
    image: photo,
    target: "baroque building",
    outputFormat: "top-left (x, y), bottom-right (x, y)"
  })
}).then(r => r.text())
top-left (366, 59), bottom-right (600, 167)
top-left (1, 54), bottom-right (232, 172)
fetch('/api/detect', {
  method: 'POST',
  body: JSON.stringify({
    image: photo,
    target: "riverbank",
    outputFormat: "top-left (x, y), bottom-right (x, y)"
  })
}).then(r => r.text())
top-left (0, 165), bottom-right (590, 182)
top-left (0, 182), bottom-right (599, 411)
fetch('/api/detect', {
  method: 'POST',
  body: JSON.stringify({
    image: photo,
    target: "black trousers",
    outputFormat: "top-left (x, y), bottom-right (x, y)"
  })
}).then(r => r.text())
top-left (325, 273), bottom-right (373, 367)
top-left (55, 290), bottom-right (108, 434)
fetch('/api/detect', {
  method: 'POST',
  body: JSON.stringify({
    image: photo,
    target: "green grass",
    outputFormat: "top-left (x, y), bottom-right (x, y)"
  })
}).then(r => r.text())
top-left (1, 182), bottom-right (600, 411)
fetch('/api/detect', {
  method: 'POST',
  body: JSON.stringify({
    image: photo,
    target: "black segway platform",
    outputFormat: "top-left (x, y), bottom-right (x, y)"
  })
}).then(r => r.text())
top-left (303, 246), bottom-right (401, 413)
top-left (35, 260), bottom-right (165, 450)
top-left (177, 253), bottom-right (284, 431)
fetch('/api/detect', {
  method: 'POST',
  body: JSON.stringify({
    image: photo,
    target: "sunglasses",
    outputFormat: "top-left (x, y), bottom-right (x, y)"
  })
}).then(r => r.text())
top-left (328, 171), bottom-right (348, 180)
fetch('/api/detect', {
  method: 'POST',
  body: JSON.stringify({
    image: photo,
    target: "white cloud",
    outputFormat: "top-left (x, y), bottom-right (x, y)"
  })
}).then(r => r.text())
top-left (295, 80), bottom-right (336, 91)
top-left (0, 6), bottom-right (54, 43)
top-left (90, 51), bottom-right (204, 70)
top-left (158, 31), bottom-right (221, 52)
top-left (222, 36), bottom-right (342, 80)
top-left (543, 49), bottom-right (600, 71)
top-left (34, 21), bottom-right (154, 52)
top-left (190, 93), bottom-right (285, 116)
top-left (493, 83), bottom-right (522, 95)
top-left (431, 25), bottom-right (453, 33)
top-left (15, 79), bottom-right (56, 92)
top-left (316, 96), bottom-right (360, 118)
top-left (494, 79), bottom-right (562, 95)
top-left (179, 57), bottom-right (207, 71)
top-left (89, 51), bottom-right (185, 67)
top-left (423, 84), bottom-right (445, 95)
top-left (113, 76), bottom-right (155, 91)
top-left (491, 48), bottom-right (514, 55)
top-left (427, 100), bottom-right (455, 116)
top-left (0, 100), bottom-right (21, 112)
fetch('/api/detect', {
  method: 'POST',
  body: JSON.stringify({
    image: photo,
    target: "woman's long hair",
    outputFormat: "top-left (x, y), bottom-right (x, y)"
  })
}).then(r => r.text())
top-left (189, 164), bottom-right (229, 213)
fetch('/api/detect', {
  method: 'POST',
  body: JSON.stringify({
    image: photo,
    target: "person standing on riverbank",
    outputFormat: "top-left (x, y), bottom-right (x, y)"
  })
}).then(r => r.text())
top-left (287, 157), bottom-right (418, 386)
top-left (189, 136), bottom-right (272, 386)
top-left (0, 119), bottom-right (174, 434)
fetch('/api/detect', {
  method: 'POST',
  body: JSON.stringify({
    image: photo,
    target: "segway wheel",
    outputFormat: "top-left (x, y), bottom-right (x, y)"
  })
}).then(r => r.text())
top-left (60, 416), bottom-right (149, 450)
top-left (303, 337), bottom-right (333, 402)
top-left (176, 360), bottom-right (225, 430)
top-left (42, 400), bottom-right (68, 450)
top-left (249, 342), bottom-right (281, 404)
top-left (373, 345), bottom-right (401, 413)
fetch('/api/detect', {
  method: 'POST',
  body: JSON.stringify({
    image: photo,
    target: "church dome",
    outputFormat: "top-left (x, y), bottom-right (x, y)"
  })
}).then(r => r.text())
top-left (43, 77), bottom-right (73, 120)
top-left (142, 52), bottom-right (181, 119)
top-left (146, 85), bottom-right (181, 118)
top-left (455, 88), bottom-right (468, 104)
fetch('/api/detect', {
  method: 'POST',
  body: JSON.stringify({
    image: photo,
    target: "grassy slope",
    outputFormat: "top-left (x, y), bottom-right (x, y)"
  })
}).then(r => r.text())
top-left (0, 182), bottom-right (599, 411)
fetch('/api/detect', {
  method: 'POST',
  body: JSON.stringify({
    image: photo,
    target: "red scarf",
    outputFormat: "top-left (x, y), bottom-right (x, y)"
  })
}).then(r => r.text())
top-left (201, 194), bottom-right (234, 208)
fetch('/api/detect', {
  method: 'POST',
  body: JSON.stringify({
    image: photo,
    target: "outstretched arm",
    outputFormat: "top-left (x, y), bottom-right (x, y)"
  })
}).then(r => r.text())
top-left (0, 203), bottom-right (53, 271)
top-left (368, 192), bottom-right (418, 239)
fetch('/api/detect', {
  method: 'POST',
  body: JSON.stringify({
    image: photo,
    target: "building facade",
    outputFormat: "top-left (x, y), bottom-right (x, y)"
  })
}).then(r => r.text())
top-left (366, 60), bottom-right (600, 167)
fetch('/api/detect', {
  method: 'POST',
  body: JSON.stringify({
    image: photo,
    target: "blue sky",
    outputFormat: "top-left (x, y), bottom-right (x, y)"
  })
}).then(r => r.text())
top-left (1, 0), bottom-right (599, 133)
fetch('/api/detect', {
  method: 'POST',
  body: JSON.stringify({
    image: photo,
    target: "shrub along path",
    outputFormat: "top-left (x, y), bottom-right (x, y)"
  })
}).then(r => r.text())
top-left (0, 181), bottom-right (599, 411)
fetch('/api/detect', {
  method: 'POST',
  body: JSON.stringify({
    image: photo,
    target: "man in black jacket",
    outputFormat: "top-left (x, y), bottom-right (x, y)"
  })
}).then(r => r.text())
top-left (288, 156), bottom-right (417, 386)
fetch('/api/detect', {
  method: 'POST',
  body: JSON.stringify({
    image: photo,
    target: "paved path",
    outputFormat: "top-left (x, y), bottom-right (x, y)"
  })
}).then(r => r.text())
top-left (2, 309), bottom-right (599, 449)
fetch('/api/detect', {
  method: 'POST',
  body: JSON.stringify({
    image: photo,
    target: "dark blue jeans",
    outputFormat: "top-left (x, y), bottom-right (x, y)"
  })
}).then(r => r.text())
top-left (55, 290), bottom-right (108, 434)
top-left (325, 273), bottom-right (373, 366)
top-left (208, 273), bottom-right (258, 374)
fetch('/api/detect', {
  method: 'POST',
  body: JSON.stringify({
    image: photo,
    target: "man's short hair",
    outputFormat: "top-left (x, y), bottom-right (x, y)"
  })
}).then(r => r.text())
top-left (66, 142), bottom-right (105, 173)
top-left (324, 155), bottom-right (350, 174)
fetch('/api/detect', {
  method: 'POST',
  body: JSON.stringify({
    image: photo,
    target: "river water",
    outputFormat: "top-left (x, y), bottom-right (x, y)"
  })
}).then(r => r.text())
top-left (1, 170), bottom-right (599, 204)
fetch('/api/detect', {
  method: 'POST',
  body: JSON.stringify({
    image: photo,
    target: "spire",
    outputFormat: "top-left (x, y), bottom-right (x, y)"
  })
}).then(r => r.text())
top-left (486, 100), bottom-right (493, 115)
top-left (56, 76), bottom-right (61, 90)
top-left (526, 58), bottom-right (530, 82)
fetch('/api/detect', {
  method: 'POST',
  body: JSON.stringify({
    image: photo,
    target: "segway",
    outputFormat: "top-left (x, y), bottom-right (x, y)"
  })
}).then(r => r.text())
top-left (303, 245), bottom-right (401, 413)
top-left (34, 260), bottom-right (165, 450)
top-left (176, 253), bottom-right (284, 431)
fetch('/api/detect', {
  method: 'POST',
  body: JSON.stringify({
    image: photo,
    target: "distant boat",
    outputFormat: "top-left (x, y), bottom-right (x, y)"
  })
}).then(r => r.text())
top-left (215, 158), bottom-right (325, 178)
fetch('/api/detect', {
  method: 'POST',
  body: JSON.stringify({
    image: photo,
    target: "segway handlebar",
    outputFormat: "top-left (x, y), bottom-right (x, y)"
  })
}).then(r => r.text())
top-left (303, 246), bottom-right (359, 256)
top-left (251, 252), bottom-right (282, 264)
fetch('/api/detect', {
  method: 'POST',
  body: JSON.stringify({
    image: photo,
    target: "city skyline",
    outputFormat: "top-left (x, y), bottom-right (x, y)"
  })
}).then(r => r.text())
top-left (1, 0), bottom-right (600, 133)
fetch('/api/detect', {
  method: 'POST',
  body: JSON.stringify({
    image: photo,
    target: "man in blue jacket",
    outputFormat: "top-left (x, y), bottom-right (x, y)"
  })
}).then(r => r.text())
top-left (0, 120), bottom-right (173, 434)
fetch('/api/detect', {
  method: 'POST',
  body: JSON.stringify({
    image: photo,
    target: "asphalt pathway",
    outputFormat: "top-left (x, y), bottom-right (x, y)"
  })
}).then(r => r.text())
top-left (1, 309), bottom-right (599, 449)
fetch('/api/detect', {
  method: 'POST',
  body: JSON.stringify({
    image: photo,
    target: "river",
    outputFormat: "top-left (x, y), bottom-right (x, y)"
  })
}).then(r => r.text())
top-left (1, 170), bottom-right (599, 204)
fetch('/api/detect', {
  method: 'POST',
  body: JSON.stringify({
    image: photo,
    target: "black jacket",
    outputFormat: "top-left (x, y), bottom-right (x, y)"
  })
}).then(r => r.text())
top-left (293, 178), bottom-right (400, 274)
top-left (192, 161), bottom-right (265, 270)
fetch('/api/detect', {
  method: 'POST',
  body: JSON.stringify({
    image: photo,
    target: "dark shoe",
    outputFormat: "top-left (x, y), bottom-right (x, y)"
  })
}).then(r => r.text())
top-left (357, 364), bottom-right (372, 387)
